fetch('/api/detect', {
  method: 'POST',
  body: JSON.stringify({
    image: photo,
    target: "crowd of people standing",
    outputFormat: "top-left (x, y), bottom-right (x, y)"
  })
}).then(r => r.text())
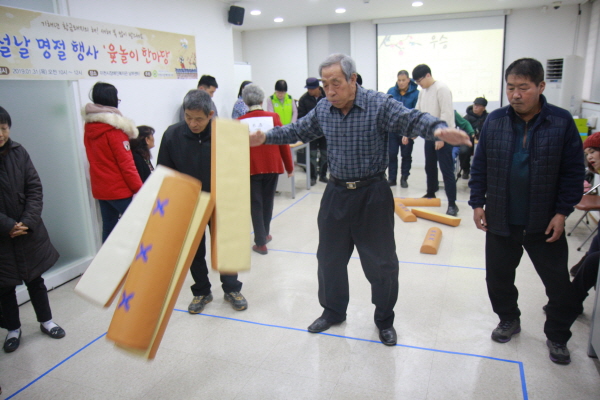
top-left (1, 53), bottom-right (597, 370)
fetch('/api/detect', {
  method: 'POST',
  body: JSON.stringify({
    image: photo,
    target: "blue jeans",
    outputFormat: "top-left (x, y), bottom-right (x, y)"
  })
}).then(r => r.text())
top-left (98, 197), bottom-right (133, 242)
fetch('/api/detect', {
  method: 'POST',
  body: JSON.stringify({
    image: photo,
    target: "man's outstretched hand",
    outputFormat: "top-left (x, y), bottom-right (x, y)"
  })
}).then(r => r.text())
top-left (434, 128), bottom-right (471, 147)
top-left (249, 130), bottom-right (266, 147)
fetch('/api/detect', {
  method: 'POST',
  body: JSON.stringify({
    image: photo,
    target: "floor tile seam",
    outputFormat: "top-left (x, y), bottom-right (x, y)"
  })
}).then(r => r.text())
top-left (231, 365), bottom-right (262, 400)
top-left (422, 349), bottom-right (436, 400)
top-left (175, 309), bottom-right (525, 364)
top-left (5, 332), bottom-right (107, 400)
top-left (431, 268), bottom-right (451, 351)
top-left (266, 248), bottom-right (485, 270)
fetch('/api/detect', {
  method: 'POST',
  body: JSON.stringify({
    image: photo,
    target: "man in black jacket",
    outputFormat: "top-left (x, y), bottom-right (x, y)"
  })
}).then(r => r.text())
top-left (298, 77), bottom-right (327, 184)
top-left (460, 97), bottom-right (489, 179)
top-left (464, 97), bottom-right (489, 139)
top-left (469, 58), bottom-right (583, 365)
top-left (158, 90), bottom-right (247, 314)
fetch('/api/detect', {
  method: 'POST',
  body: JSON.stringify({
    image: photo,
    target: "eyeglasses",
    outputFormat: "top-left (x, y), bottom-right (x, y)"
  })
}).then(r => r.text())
top-left (118, 99), bottom-right (122, 104)
top-left (415, 77), bottom-right (425, 85)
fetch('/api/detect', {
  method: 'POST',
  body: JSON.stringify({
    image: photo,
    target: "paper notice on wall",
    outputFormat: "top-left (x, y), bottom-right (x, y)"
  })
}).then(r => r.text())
top-left (239, 117), bottom-right (274, 134)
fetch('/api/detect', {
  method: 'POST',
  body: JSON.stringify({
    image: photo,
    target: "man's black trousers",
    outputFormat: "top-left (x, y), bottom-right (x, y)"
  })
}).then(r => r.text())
top-left (190, 232), bottom-right (242, 296)
top-left (486, 226), bottom-right (582, 343)
top-left (317, 179), bottom-right (399, 330)
top-left (424, 140), bottom-right (456, 202)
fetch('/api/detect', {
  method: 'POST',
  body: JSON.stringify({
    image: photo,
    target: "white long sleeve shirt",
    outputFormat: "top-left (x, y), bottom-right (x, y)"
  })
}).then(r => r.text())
top-left (415, 80), bottom-right (455, 129)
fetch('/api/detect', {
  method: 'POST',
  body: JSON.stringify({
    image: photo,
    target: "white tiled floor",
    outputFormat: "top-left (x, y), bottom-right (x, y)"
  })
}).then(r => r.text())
top-left (1, 167), bottom-right (599, 399)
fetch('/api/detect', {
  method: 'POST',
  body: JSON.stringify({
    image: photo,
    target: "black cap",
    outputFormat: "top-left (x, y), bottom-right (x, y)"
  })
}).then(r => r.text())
top-left (474, 97), bottom-right (488, 106)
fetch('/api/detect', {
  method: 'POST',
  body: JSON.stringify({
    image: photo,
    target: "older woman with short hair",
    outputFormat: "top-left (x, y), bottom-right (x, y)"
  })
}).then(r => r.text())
top-left (238, 84), bottom-right (294, 255)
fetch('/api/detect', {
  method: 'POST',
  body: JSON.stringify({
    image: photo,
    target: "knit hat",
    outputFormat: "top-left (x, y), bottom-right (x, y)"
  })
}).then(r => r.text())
top-left (473, 97), bottom-right (488, 107)
top-left (584, 132), bottom-right (600, 149)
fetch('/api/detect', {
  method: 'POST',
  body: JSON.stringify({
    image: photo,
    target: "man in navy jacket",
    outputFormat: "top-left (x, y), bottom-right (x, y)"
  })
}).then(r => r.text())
top-left (387, 70), bottom-right (419, 187)
top-left (469, 58), bottom-right (584, 365)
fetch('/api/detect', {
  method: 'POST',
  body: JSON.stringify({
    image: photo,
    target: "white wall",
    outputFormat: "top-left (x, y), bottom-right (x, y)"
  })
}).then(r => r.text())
top-left (350, 20), bottom-right (377, 91)
top-left (242, 26), bottom-right (308, 102)
top-left (307, 24), bottom-right (351, 78)
top-left (233, 29), bottom-right (244, 63)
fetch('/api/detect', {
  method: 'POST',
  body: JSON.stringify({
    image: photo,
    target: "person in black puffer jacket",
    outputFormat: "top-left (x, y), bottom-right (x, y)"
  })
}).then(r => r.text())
top-left (464, 97), bottom-right (489, 140)
top-left (0, 106), bottom-right (65, 354)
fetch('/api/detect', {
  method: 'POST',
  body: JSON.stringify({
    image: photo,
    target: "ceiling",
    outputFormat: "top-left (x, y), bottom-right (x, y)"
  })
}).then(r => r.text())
top-left (225, 0), bottom-right (586, 31)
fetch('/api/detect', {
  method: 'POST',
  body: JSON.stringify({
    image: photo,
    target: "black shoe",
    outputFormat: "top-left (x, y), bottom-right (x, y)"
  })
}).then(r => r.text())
top-left (400, 177), bottom-right (408, 188)
top-left (188, 293), bottom-right (213, 314)
top-left (40, 324), bottom-right (66, 339)
top-left (224, 291), bottom-right (248, 311)
top-left (546, 340), bottom-right (571, 364)
top-left (310, 178), bottom-right (317, 186)
top-left (307, 317), bottom-right (344, 333)
top-left (319, 176), bottom-right (328, 183)
top-left (422, 193), bottom-right (436, 198)
top-left (446, 205), bottom-right (459, 216)
top-left (379, 327), bottom-right (397, 346)
top-left (462, 172), bottom-right (470, 179)
top-left (388, 180), bottom-right (397, 187)
top-left (4, 330), bottom-right (21, 353)
top-left (570, 255), bottom-right (587, 277)
top-left (491, 319), bottom-right (521, 343)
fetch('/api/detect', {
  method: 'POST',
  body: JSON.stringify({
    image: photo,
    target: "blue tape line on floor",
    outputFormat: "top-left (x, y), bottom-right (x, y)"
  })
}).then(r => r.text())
top-left (5, 332), bottom-right (107, 400)
top-left (6, 313), bottom-right (528, 400)
top-left (271, 192), bottom-right (312, 220)
top-left (177, 309), bottom-right (528, 400)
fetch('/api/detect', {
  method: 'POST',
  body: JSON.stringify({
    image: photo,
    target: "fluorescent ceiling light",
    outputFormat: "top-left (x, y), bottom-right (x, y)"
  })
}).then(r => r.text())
top-left (250, 10), bottom-right (261, 16)
top-left (274, 17), bottom-right (284, 22)
top-left (412, 1), bottom-right (424, 6)
top-left (335, 8), bottom-right (346, 13)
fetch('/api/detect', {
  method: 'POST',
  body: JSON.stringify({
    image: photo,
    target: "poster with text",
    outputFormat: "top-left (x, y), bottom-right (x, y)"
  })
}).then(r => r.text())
top-left (0, 5), bottom-right (197, 80)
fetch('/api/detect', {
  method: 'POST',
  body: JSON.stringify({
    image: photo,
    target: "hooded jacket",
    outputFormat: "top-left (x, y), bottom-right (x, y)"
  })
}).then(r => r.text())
top-left (0, 140), bottom-right (59, 286)
top-left (83, 104), bottom-right (142, 200)
top-left (464, 105), bottom-right (489, 137)
top-left (387, 80), bottom-right (419, 109)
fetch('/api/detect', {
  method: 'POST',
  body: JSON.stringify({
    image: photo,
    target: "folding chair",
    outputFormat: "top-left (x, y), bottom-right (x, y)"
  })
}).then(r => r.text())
top-left (568, 182), bottom-right (600, 251)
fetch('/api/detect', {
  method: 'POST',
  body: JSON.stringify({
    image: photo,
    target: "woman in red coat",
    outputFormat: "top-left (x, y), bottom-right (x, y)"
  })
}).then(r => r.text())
top-left (238, 84), bottom-right (294, 255)
top-left (83, 82), bottom-right (142, 242)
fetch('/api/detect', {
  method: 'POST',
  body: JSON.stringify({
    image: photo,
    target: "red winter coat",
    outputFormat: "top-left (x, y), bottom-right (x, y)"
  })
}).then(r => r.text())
top-left (83, 109), bottom-right (142, 200)
top-left (238, 110), bottom-right (294, 175)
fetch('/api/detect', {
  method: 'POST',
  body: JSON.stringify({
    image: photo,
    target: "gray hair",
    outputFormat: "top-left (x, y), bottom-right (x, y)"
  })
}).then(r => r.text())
top-left (182, 89), bottom-right (212, 115)
top-left (318, 53), bottom-right (356, 81)
top-left (242, 84), bottom-right (264, 107)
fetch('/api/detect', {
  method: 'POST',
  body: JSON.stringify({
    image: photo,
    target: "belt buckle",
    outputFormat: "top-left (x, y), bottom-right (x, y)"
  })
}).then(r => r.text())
top-left (346, 181), bottom-right (357, 189)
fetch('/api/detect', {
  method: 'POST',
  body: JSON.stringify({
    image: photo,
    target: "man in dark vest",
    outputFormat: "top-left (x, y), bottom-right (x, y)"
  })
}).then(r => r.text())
top-left (469, 58), bottom-right (584, 365)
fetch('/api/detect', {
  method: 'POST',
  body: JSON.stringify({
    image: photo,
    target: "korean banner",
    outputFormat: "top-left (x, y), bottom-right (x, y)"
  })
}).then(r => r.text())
top-left (0, 5), bottom-right (197, 80)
